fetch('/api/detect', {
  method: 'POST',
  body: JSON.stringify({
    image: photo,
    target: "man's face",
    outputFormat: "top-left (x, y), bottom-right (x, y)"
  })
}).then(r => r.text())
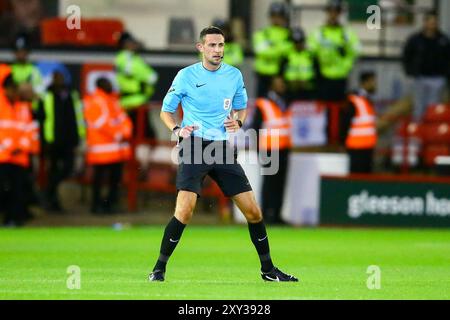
top-left (15, 49), bottom-right (29, 63)
top-left (52, 73), bottom-right (65, 88)
top-left (198, 34), bottom-right (225, 66)
top-left (270, 15), bottom-right (287, 27)
top-left (424, 15), bottom-right (438, 33)
top-left (326, 8), bottom-right (341, 24)
top-left (272, 77), bottom-right (287, 95)
top-left (124, 40), bottom-right (139, 52)
top-left (364, 77), bottom-right (377, 94)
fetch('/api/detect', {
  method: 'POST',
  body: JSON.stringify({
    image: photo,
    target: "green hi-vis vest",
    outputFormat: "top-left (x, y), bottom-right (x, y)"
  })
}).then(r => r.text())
top-left (43, 91), bottom-right (86, 143)
top-left (253, 25), bottom-right (291, 76)
top-left (307, 25), bottom-right (360, 79)
top-left (284, 49), bottom-right (315, 83)
top-left (224, 42), bottom-right (244, 67)
top-left (12, 63), bottom-right (44, 110)
top-left (115, 50), bottom-right (158, 110)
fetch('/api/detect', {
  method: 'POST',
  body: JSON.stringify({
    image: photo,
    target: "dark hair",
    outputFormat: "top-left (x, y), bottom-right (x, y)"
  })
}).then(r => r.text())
top-left (2, 74), bottom-right (16, 89)
top-left (96, 77), bottom-right (111, 89)
top-left (424, 10), bottom-right (438, 20)
top-left (199, 26), bottom-right (224, 42)
top-left (359, 71), bottom-right (376, 84)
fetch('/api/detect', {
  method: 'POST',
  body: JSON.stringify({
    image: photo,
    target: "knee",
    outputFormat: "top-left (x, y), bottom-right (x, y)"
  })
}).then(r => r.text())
top-left (245, 205), bottom-right (263, 224)
top-left (174, 203), bottom-right (195, 224)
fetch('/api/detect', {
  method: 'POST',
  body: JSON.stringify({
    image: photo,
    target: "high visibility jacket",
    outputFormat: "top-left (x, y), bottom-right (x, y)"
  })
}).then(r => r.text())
top-left (307, 25), bottom-right (360, 79)
top-left (252, 25), bottom-right (291, 76)
top-left (42, 91), bottom-right (86, 144)
top-left (84, 89), bottom-right (133, 165)
top-left (346, 94), bottom-right (377, 149)
top-left (284, 49), bottom-right (315, 84)
top-left (12, 63), bottom-right (44, 111)
top-left (0, 93), bottom-right (35, 167)
top-left (255, 98), bottom-right (291, 150)
top-left (115, 50), bottom-right (158, 110)
top-left (224, 42), bottom-right (244, 67)
top-left (11, 63), bottom-right (44, 93)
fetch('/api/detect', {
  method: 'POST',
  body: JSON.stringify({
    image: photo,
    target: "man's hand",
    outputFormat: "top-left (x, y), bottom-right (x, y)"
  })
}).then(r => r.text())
top-left (174, 125), bottom-right (198, 139)
top-left (224, 116), bottom-right (241, 133)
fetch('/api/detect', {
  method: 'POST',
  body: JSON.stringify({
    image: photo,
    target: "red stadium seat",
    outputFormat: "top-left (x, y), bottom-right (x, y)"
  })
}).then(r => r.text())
top-left (423, 144), bottom-right (450, 167)
top-left (41, 18), bottom-right (123, 47)
top-left (423, 103), bottom-right (450, 123)
top-left (421, 123), bottom-right (450, 144)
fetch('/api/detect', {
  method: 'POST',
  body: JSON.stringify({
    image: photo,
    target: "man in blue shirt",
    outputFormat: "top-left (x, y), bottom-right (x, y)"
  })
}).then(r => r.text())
top-left (149, 26), bottom-right (298, 283)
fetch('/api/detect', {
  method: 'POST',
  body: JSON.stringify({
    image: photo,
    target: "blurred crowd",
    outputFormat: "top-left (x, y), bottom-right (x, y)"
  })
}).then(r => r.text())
top-left (1, 0), bottom-right (450, 226)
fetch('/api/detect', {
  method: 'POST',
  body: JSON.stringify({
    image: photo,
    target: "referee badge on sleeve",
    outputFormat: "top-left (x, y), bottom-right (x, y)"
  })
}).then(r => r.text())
top-left (223, 98), bottom-right (231, 111)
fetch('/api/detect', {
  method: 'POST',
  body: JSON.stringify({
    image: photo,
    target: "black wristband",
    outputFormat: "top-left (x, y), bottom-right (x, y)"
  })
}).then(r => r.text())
top-left (172, 125), bottom-right (181, 133)
top-left (236, 120), bottom-right (243, 128)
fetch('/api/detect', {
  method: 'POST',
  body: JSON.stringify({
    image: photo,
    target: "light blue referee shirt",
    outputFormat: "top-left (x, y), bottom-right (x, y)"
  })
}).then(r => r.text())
top-left (161, 62), bottom-right (248, 141)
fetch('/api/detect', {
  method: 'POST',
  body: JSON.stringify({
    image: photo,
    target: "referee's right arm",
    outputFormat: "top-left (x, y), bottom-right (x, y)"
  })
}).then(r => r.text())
top-left (161, 71), bottom-right (184, 132)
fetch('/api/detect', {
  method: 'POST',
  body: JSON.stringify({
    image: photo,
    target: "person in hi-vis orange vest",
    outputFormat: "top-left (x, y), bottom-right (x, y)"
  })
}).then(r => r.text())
top-left (0, 74), bottom-right (35, 226)
top-left (340, 71), bottom-right (377, 173)
top-left (251, 76), bottom-right (291, 225)
top-left (84, 78), bottom-right (133, 214)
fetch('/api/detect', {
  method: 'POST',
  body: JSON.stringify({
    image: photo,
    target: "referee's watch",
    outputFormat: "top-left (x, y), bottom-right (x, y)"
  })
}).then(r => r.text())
top-left (172, 125), bottom-right (181, 135)
top-left (236, 119), bottom-right (243, 128)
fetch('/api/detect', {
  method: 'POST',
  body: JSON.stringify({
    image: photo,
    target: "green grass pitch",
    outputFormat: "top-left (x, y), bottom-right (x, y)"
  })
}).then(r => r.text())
top-left (0, 226), bottom-right (449, 300)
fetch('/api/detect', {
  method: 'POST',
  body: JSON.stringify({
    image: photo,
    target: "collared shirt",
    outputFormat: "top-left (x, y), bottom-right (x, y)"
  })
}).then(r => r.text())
top-left (162, 62), bottom-right (248, 141)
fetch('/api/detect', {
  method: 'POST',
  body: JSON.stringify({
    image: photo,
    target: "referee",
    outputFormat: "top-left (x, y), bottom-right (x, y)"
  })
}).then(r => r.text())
top-left (149, 26), bottom-right (298, 282)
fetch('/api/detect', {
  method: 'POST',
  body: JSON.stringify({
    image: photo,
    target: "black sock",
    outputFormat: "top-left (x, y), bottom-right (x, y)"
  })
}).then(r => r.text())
top-left (153, 217), bottom-right (186, 272)
top-left (248, 220), bottom-right (274, 273)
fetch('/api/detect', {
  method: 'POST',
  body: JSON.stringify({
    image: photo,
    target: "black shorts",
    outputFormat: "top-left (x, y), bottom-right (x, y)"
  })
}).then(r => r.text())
top-left (176, 137), bottom-right (252, 197)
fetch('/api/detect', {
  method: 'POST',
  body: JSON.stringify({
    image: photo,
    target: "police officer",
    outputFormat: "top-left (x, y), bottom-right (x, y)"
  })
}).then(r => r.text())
top-left (307, 0), bottom-right (360, 101)
top-left (283, 27), bottom-right (315, 101)
top-left (11, 34), bottom-right (43, 103)
top-left (115, 32), bottom-right (158, 137)
top-left (252, 2), bottom-right (291, 97)
top-left (37, 71), bottom-right (85, 212)
top-left (211, 19), bottom-right (244, 68)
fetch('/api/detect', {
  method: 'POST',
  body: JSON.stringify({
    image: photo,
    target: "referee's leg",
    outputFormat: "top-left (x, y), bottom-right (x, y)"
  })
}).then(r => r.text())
top-left (150, 190), bottom-right (197, 277)
top-left (233, 191), bottom-right (299, 281)
top-left (232, 191), bottom-right (275, 272)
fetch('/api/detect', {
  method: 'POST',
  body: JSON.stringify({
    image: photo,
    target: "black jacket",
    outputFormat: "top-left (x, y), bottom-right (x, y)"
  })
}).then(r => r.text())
top-left (402, 31), bottom-right (450, 77)
top-left (37, 86), bottom-right (80, 149)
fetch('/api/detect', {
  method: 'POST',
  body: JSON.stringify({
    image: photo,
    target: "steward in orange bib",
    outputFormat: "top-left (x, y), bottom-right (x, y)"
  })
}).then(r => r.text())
top-left (340, 71), bottom-right (377, 173)
top-left (0, 74), bottom-right (34, 226)
top-left (84, 78), bottom-right (133, 214)
top-left (251, 76), bottom-right (291, 225)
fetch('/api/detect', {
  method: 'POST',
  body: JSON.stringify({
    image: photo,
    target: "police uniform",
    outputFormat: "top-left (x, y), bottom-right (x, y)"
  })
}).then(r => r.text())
top-left (115, 32), bottom-right (158, 138)
top-left (252, 3), bottom-right (291, 97)
top-left (283, 27), bottom-right (315, 100)
top-left (307, 1), bottom-right (360, 101)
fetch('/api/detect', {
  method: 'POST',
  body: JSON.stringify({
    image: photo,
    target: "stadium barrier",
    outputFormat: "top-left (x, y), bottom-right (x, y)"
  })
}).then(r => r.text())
top-left (320, 174), bottom-right (450, 227)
